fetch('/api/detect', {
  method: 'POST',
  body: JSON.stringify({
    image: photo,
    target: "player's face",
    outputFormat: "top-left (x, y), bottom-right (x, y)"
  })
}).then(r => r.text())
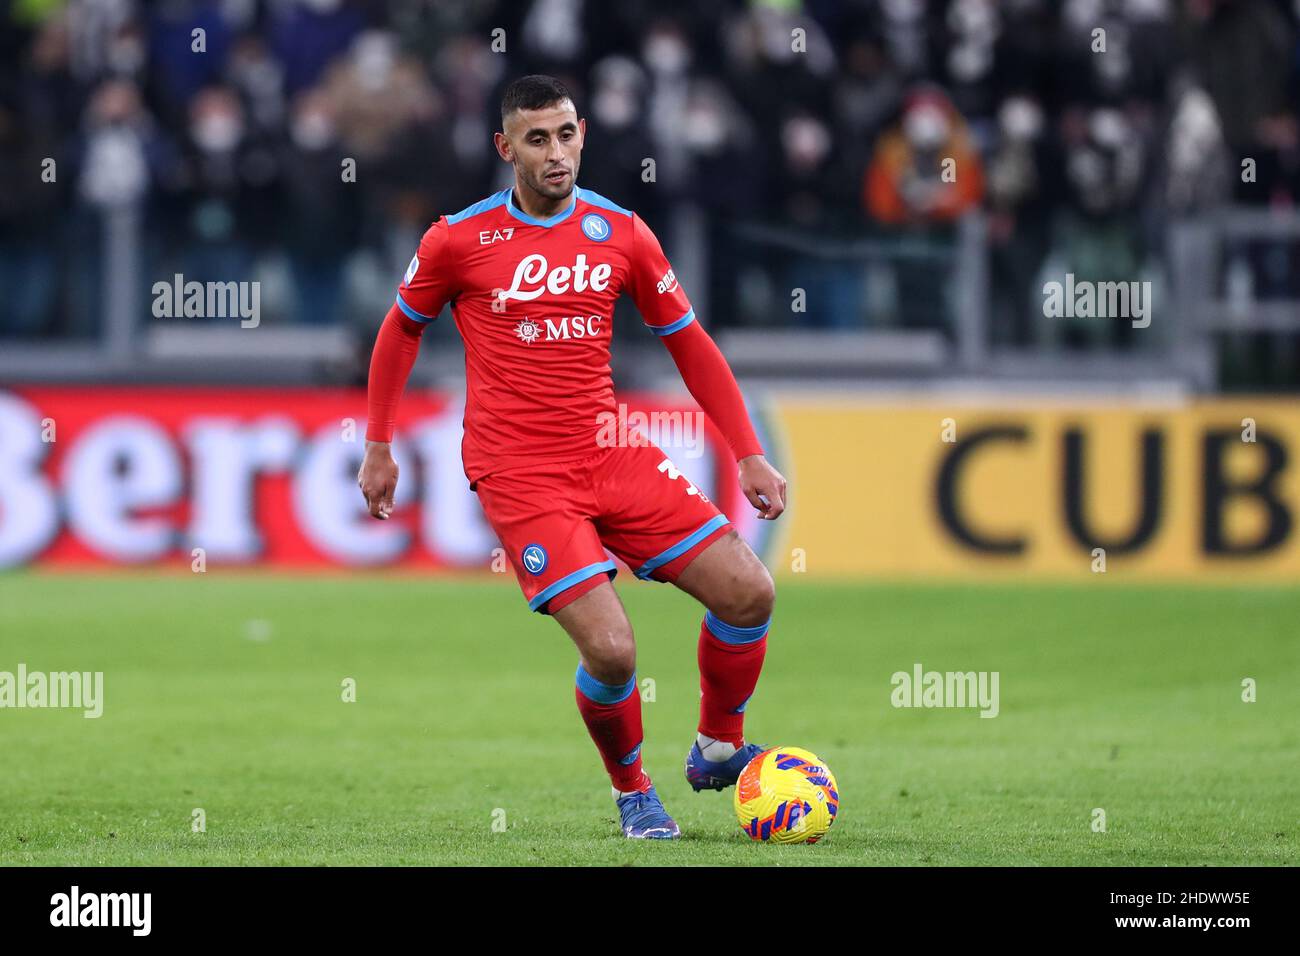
top-left (496, 101), bottom-right (585, 203)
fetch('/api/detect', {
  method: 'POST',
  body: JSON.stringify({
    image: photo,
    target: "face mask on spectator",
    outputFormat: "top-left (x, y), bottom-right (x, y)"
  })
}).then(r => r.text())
top-left (882, 0), bottom-right (925, 23)
top-left (682, 102), bottom-right (726, 153)
top-left (1089, 108), bottom-right (1128, 150)
top-left (292, 111), bottom-right (335, 150)
top-left (904, 103), bottom-right (950, 151)
top-left (644, 33), bottom-right (688, 75)
top-left (108, 32), bottom-right (145, 75)
top-left (1064, 0), bottom-right (1102, 32)
top-left (354, 33), bottom-right (397, 92)
top-left (783, 116), bottom-right (831, 172)
top-left (1000, 96), bottom-right (1043, 143)
top-left (193, 114), bottom-right (242, 153)
top-left (594, 88), bottom-right (637, 130)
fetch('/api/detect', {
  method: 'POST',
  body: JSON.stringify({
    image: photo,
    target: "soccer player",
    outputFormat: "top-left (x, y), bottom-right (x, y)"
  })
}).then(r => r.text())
top-left (358, 75), bottom-right (787, 839)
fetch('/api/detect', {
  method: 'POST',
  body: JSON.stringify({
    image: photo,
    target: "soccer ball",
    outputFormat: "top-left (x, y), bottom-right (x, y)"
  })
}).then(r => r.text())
top-left (734, 746), bottom-right (839, 844)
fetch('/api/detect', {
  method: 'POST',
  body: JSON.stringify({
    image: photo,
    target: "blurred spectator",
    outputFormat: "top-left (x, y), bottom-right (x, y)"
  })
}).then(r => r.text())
top-left (0, 96), bottom-right (63, 337)
top-left (172, 85), bottom-right (276, 290)
top-left (777, 110), bottom-right (865, 329)
top-left (834, 34), bottom-right (903, 157)
top-left (864, 86), bottom-right (984, 330)
top-left (579, 55), bottom-right (660, 224)
top-left (226, 33), bottom-right (288, 138)
top-left (279, 87), bottom-right (359, 326)
top-left (1060, 107), bottom-right (1144, 219)
top-left (319, 29), bottom-right (458, 260)
top-left (268, 0), bottom-right (366, 96)
top-left (321, 31), bottom-right (441, 164)
top-left (1163, 82), bottom-right (1230, 214)
top-left (986, 93), bottom-right (1055, 345)
top-left (65, 78), bottom-right (179, 337)
top-left (864, 86), bottom-right (985, 226)
top-left (1054, 106), bottom-right (1148, 349)
top-left (1185, 0), bottom-right (1296, 205)
top-left (145, 0), bottom-right (244, 126)
top-left (942, 0), bottom-right (1003, 125)
top-left (73, 78), bottom-right (171, 214)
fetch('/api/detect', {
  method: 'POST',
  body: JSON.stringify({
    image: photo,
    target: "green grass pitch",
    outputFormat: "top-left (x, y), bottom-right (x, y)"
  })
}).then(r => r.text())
top-left (0, 573), bottom-right (1296, 866)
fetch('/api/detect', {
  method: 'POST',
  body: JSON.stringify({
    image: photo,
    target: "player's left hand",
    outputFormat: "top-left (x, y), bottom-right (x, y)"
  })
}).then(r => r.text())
top-left (358, 440), bottom-right (399, 520)
top-left (739, 454), bottom-right (787, 520)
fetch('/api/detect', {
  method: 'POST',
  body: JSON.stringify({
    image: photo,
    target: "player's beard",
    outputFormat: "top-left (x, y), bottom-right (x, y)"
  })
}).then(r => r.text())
top-left (521, 160), bottom-right (578, 203)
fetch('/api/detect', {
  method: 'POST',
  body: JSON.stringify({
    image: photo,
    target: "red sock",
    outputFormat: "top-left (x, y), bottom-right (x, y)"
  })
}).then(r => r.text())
top-left (698, 610), bottom-right (769, 744)
top-left (574, 665), bottom-right (649, 793)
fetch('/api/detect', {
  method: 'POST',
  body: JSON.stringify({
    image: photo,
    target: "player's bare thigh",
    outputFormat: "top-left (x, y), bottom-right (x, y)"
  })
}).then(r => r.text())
top-left (673, 530), bottom-right (775, 627)
top-left (551, 581), bottom-right (636, 685)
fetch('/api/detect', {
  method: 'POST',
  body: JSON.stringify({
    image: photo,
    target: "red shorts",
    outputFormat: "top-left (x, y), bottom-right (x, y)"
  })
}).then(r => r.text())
top-left (474, 442), bottom-right (732, 614)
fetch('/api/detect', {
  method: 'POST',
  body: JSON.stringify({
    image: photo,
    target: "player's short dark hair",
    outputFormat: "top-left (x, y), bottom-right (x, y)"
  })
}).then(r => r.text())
top-left (500, 75), bottom-right (574, 124)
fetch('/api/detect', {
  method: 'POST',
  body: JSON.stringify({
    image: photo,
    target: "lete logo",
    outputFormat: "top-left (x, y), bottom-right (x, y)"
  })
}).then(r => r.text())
top-left (496, 254), bottom-right (613, 304)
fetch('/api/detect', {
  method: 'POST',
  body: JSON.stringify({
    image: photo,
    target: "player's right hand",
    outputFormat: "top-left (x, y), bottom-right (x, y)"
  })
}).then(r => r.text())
top-left (358, 441), bottom-right (399, 519)
top-left (738, 453), bottom-right (787, 521)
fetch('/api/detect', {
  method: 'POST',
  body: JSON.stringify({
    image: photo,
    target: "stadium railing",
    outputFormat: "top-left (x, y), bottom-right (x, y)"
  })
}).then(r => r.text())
top-left (0, 204), bottom-right (1293, 392)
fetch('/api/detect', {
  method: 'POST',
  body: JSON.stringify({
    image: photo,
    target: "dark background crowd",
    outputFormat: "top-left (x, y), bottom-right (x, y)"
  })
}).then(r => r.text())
top-left (2, 0), bottom-right (1299, 381)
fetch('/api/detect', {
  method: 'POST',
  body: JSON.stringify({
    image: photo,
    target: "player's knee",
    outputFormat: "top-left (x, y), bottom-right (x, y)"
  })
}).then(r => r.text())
top-left (745, 568), bottom-right (777, 626)
top-left (717, 565), bottom-right (775, 629)
top-left (581, 626), bottom-right (637, 684)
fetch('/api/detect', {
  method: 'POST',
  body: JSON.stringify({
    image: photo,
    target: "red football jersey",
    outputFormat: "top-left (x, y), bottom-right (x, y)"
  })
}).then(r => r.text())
top-left (395, 186), bottom-right (695, 484)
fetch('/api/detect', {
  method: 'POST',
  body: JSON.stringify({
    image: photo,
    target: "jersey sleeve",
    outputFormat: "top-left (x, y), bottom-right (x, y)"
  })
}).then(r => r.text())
top-left (365, 302), bottom-right (428, 443)
top-left (395, 217), bottom-right (458, 323)
top-left (626, 213), bottom-right (696, 336)
top-left (659, 319), bottom-right (764, 461)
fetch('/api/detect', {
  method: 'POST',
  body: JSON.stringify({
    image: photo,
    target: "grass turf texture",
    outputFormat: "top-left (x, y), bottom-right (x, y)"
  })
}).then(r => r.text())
top-left (0, 574), bottom-right (1296, 866)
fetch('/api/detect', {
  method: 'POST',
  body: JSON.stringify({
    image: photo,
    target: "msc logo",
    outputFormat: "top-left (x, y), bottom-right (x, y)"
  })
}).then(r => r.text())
top-left (522, 544), bottom-right (548, 575)
top-left (656, 268), bottom-right (678, 295)
top-left (513, 315), bottom-right (604, 344)
top-left (545, 314), bottom-right (602, 340)
top-left (581, 213), bottom-right (611, 242)
top-left (479, 227), bottom-right (515, 245)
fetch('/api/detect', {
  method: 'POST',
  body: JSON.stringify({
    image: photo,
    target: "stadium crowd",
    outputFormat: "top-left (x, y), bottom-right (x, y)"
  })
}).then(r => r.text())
top-left (1, 0), bottom-right (1299, 369)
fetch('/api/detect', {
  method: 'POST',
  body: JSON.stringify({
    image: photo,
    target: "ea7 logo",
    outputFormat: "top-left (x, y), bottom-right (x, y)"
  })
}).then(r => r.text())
top-left (479, 228), bottom-right (515, 245)
top-left (657, 458), bottom-right (699, 496)
top-left (656, 268), bottom-right (678, 295)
